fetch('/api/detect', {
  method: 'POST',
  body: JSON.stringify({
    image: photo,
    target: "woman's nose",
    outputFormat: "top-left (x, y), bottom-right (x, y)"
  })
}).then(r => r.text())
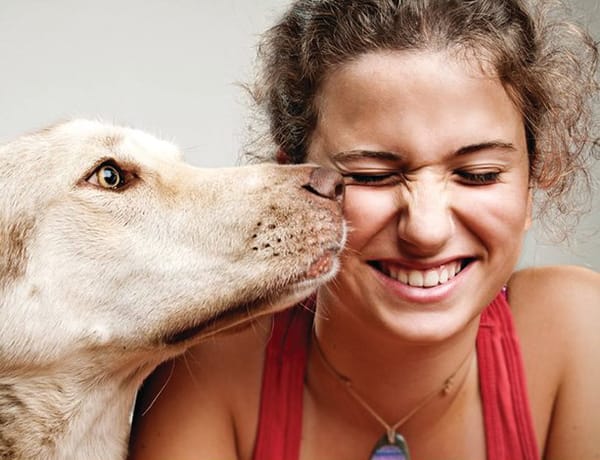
top-left (396, 179), bottom-right (454, 254)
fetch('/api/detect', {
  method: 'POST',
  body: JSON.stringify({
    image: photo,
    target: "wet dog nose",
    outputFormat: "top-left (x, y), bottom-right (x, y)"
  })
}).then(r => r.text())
top-left (303, 167), bottom-right (345, 202)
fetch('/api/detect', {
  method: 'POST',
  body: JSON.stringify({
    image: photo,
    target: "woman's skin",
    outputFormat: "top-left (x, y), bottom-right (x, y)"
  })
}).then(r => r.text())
top-left (128, 50), bottom-right (600, 460)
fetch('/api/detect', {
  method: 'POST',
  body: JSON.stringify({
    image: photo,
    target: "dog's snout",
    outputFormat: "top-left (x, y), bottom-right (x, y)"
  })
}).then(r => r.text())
top-left (304, 167), bottom-right (345, 202)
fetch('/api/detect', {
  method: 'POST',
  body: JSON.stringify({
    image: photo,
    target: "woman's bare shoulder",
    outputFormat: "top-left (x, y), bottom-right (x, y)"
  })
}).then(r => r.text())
top-left (508, 264), bottom-right (600, 364)
top-left (507, 265), bottom-right (600, 458)
top-left (508, 264), bottom-right (600, 324)
top-left (128, 316), bottom-right (273, 460)
top-left (509, 265), bottom-right (600, 304)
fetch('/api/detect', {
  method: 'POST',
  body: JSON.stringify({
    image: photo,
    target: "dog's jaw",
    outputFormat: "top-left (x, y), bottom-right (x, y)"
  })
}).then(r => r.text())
top-left (163, 248), bottom-right (343, 345)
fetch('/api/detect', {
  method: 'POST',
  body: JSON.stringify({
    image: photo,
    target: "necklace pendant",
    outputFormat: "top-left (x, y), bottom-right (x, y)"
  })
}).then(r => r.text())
top-left (370, 432), bottom-right (410, 460)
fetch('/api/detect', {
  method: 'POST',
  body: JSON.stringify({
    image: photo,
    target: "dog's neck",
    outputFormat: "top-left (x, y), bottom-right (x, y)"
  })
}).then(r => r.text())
top-left (0, 357), bottom-right (158, 460)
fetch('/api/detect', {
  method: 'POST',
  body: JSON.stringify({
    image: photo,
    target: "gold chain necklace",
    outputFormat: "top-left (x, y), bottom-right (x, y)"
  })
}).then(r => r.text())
top-left (311, 329), bottom-right (474, 460)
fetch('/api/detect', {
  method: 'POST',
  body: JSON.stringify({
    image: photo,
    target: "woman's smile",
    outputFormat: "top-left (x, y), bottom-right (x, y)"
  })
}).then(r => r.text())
top-left (367, 258), bottom-right (475, 305)
top-left (371, 258), bottom-right (470, 288)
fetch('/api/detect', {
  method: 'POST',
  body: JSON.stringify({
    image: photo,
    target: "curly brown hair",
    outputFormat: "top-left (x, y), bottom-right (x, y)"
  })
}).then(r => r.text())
top-left (246, 0), bottom-right (598, 230)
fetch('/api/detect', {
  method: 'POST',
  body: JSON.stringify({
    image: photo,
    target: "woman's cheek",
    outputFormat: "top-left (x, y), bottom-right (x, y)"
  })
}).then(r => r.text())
top-left (453, 185), bottom-right (530, 244)
top-left (342, 188), bottom-right (398, 248)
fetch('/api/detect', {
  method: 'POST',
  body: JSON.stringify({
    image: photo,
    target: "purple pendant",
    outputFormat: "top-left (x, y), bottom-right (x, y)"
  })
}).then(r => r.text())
top-left (370, 433), bottom-right (410, 460)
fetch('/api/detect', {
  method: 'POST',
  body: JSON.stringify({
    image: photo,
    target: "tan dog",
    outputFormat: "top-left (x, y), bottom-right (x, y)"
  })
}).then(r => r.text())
top-left (0, 119), bottom-right (345, 459)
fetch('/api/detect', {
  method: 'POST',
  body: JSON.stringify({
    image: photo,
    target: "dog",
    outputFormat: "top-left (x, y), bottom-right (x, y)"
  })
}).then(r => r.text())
top-left (0, 119), bottom-right (346, 459)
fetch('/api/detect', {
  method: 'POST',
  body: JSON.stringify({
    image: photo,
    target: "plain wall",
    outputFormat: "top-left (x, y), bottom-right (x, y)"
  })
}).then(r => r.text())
top-left (1, 0), bottom-right (598, 270)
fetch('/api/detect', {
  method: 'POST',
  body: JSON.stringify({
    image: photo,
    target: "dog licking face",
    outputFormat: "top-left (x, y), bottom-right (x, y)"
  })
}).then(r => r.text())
top-left (0, 120), bottom-right (345, 459)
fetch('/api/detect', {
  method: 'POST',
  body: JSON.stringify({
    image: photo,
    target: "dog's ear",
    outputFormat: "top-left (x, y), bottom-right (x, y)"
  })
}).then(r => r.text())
top-left (0, 219), bottom-right (34, 290)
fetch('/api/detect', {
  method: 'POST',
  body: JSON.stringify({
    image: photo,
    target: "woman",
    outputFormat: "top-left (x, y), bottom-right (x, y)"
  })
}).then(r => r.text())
top-left (129, 1), bottom-right (600, 459)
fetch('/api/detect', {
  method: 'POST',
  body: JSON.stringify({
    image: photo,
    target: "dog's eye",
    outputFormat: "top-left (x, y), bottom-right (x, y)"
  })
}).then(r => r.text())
top-left (88, 162), bottom-right (125, 189)
top-left (96, 164), bottom-right (122, 189)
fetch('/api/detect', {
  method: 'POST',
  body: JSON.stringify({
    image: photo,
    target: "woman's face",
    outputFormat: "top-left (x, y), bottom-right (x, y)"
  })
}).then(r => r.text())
top-left (307, 50), bottom-right (532, 341)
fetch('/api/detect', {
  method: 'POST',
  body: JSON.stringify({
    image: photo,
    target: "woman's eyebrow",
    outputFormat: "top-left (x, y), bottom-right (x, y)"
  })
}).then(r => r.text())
top-left (331, 150), bottom-right (404, 162)
top-left (331, 143), bottom-right (516, 162)
top-left (455, 141), bottom-right (517, 156)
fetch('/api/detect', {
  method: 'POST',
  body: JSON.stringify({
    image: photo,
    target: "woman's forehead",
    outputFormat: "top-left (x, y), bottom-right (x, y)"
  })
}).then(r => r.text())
top-left (305, 49), bottom-right (528, 170)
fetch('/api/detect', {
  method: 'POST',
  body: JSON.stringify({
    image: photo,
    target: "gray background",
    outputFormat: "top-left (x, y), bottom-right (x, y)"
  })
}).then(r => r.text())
top-left (1, 0), bottom-right (598, 270)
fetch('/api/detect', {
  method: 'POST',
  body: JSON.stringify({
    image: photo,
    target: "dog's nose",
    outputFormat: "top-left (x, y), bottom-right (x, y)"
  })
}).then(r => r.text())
top-left (304, 167), bottom-right (345, 202)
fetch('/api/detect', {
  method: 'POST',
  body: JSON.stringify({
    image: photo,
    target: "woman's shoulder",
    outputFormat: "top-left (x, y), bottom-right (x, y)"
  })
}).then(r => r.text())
top-left (128, 315), bottom-right (273, 460)
top-left (508, 264), bottom-right (600, 320)
top-left (507, 264), bottom-right (600, 368)
top-left (506, 265), bottom-right (600, 458)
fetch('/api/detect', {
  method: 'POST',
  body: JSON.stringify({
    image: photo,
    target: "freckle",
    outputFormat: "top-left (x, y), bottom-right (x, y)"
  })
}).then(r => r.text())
top-left (263, 243), bottom-right (271, 248)
top-left (252, 247), bottom-right (258, 251)
top-left (268, 224), bottom-right (276, 229)
top-left (252, 234), bottom-right (257, 239)
top-left (273, 253), bottom-right (280, 257)
top-left (276, 238), bottom-right (281, 243)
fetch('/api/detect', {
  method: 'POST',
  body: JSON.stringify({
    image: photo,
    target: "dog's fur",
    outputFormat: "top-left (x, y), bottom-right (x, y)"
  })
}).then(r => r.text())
top-left (0, 119), bottom-right (345, 459)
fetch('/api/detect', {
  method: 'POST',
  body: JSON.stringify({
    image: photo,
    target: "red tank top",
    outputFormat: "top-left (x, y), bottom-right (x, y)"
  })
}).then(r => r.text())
top-left (252, 292), bottom-right (540, 459)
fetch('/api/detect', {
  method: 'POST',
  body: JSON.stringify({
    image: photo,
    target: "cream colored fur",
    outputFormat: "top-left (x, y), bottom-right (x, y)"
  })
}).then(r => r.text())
top-left (0, 119), bottom-right (345, 459)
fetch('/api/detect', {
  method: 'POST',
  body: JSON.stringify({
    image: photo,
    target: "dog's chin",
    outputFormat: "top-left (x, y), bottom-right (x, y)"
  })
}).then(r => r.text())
top-left (162, 283), bottom-right (318, 346)
top-left (162, 248), bottom-right (342, 346)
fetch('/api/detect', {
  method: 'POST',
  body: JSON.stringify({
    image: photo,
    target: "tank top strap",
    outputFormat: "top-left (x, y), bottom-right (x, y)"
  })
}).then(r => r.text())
top-left (252, 301), bottom-right (313, 460)
top-left (477, 289), bottom-right (540, 459)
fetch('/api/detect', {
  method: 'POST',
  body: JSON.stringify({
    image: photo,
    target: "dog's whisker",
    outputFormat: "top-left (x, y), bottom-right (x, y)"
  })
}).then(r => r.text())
top-left (181, 352), bottom-right (204, 390)
top-left (139, 360), bottom-right (175, 417)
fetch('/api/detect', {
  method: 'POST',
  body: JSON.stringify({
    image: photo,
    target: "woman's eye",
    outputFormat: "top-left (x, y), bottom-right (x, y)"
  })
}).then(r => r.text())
top-left (456, 170), bottom-right (501, 185)
top-left (342, 172), bottom-right (402, 186)
top-left (87, 162), bottom-right (126, 189)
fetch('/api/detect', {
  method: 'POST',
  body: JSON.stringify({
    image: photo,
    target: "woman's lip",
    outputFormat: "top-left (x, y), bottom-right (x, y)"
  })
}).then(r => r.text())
top-left (368, 259), bottom-right (474, 304)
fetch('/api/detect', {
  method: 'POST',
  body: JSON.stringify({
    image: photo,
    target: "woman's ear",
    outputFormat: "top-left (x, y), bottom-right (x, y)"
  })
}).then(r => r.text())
top-left (276, 149), bottom-right (291, 164)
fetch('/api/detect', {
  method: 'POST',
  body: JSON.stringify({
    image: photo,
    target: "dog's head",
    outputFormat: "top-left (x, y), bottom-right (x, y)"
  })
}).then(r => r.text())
top-left (0, 119), bottom-right (345, 371)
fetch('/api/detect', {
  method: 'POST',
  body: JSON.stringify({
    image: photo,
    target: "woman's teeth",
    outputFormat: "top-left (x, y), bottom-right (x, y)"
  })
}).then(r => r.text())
top-left (382, 261), bottom-right (464, 288)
